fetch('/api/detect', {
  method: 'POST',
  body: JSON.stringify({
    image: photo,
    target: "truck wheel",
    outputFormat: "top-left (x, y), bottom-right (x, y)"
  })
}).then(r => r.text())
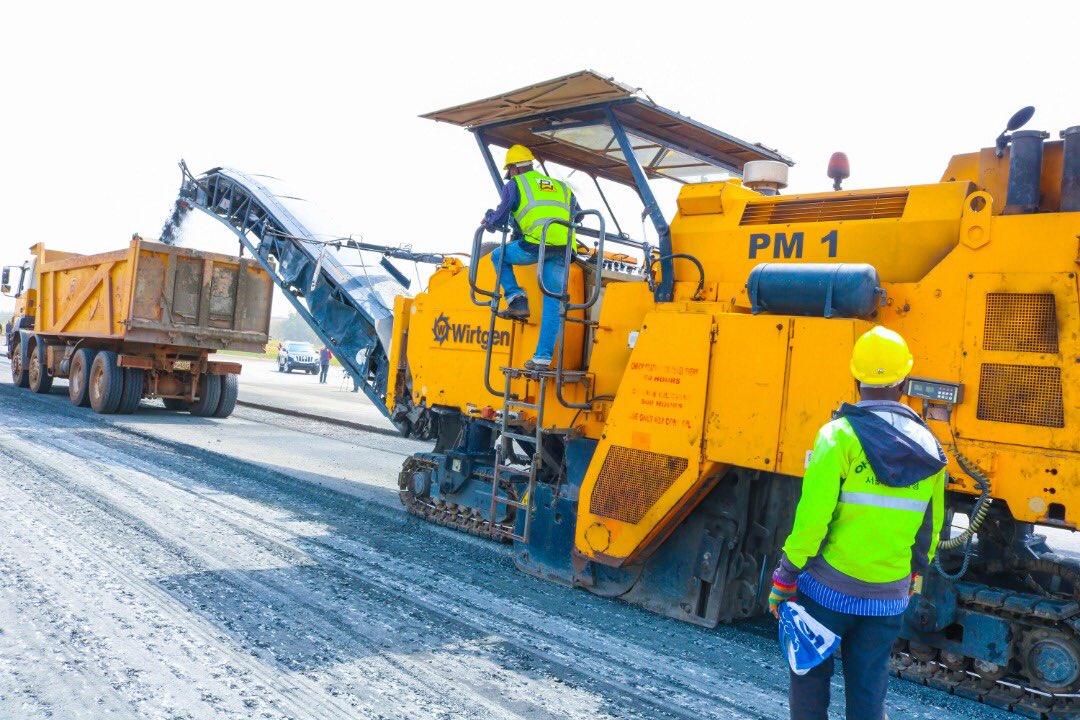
top-left (68, 348), bottom-right (97, 407)
top-left (116, 368), bottom-right (145, 414)
top-left (188, 373), bottom-right (222, 417)
top-left (89, 351), bottom-right (124, 414)
top-left (162, 398), bottom-right (187, 411)
top-left (10, 335), bottom-right (30, 388)
top-left (28, 339), bottom-right (54, 394)
top-left (212, 374), bottom-right (239, 418)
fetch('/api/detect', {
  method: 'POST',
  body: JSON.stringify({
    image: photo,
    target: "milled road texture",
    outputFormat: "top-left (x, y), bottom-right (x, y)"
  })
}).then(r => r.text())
top-left (0, 374), bottom-right (1012, 719)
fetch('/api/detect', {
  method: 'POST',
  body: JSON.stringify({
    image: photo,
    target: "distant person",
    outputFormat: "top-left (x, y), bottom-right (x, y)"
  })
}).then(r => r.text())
top-left (769, 327), bottom-right (946, 720)
top-left (318, 346), bottom-right (331, 384)
top-left (483, 144), bottom-right (581, 372)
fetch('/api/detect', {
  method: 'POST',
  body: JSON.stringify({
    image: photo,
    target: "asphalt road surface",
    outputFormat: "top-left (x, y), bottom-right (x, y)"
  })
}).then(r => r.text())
top-left (0, 358), bottom-right (1015, 719)
top-left (220, 354), bottom-right (394, 431)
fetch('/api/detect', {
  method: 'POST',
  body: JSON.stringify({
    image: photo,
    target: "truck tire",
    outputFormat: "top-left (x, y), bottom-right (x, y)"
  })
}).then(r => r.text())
top-left (89, 351), bottom-right (124, 414)
top-left (212, 374), bottom-right (239, 418)
top-left (162, 398), bottom-right (187, 411)
top-left (68, 348), bottom-right (97, 407)
top-left (188, 373), bottom-right (222, 417)
top-left (10, 335), bottom-right (30, 388)
top-left (116, 368), bottom-right (145, 414)
top-left (28, 338), bottom-right (54, 394)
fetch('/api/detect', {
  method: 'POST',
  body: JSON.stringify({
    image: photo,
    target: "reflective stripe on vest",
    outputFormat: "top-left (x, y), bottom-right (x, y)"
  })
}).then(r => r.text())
top-left (513, 170), bottom-right (575, 248)
top-left (839, 491), bottom-right (929, 513)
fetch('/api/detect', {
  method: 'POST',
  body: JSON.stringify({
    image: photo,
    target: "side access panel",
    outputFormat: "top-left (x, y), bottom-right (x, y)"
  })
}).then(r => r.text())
top-left (704, 314), bottom-right (866, 475)
top-left (704, 314), bottom-right (788, 470)
top-left (776, 318), bottom-right (866, 476)
top-left (575, 310), bottom-right (714, 567)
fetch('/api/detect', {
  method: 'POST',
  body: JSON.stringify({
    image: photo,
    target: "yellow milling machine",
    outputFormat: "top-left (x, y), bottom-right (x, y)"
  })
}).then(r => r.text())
top-left (159, 71), bottom-right (1080, 717)
top-left (380, 73), bottom-right (1080, 714)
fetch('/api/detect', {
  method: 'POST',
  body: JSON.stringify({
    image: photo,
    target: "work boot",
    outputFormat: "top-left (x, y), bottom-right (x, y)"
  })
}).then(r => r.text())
top-left (496, 295), bottom-right (530, 320)
top-left (524, 358), bottom-right (551, 372)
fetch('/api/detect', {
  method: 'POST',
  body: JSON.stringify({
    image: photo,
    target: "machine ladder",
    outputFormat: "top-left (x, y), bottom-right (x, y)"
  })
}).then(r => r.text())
top-left (488, 367), bottom-right (588, 542)
top-left (469, 212), bottom-right (606, 541)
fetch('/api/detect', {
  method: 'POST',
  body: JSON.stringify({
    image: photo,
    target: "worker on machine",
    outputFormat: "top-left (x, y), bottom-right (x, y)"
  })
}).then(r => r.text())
top-left (768, 326), bottom-right (947, 720)
top-left (482, 144), bottom-right (580, 371)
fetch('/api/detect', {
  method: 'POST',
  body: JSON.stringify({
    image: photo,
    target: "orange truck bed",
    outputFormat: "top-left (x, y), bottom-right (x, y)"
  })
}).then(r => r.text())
top-left (32, 236), bottom-right (272, 352)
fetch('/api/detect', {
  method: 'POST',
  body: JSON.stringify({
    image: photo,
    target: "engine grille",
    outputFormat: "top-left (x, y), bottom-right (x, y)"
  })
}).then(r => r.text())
top-left (983, 293), bottom-right (1058, 354)
top-left (976, 363), bottom-right (1064, 428)
top-left (740, 191), bottom-right (908, 225)
top-left (589, 446), bottom-right (688, 524)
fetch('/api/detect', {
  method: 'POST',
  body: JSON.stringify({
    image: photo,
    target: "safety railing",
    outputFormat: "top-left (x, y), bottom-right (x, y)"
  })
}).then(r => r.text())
top-left (469, 212), bottom-right (607, 408)
top-left (536, 210), bottom-right (606, 410)
top-left (467, 223), bottom-right (518, 398)
top-left (468, 224), bottom-right (509, 307)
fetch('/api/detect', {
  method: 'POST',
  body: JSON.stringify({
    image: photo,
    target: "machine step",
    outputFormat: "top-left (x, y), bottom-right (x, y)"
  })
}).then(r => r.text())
top-left (492, 496), bottom-right (528, 510)
top-left (500, 366), bottom-right (589, 383)
top-left (494, 464), bottom-right (533, 477)
top-left (502, 431), bottom-right (538, 443)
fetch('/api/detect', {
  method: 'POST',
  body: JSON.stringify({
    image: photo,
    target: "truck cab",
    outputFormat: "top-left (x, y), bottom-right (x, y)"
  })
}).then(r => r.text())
top-left (2, 258), bottom-right (36, 357)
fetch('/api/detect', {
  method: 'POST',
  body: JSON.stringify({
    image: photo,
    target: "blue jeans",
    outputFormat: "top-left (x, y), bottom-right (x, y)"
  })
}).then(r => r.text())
top-left (489, 239), bottom-right (566, 362)
top-left (788, 594), bottom-right (902, 720)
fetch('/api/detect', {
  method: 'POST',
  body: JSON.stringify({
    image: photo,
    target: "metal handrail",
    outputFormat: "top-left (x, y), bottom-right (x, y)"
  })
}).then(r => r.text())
top-left (535, 211), bottom-right (607, 410)
top-left (468, 224), bottom-right (501, 306)
top-left (535, 210), bottom-right (606, 310)
top-left (478, 226), bottom-right (516, 398)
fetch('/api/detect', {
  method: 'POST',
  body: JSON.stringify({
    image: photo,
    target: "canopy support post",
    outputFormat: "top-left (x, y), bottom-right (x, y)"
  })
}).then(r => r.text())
top-left (474, 130), bottom-right (504, 192)
top-left (606, 107), bottom-right (673, 302)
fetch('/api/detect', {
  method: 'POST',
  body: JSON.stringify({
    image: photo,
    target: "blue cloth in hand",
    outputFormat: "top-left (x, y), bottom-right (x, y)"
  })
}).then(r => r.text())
top-left (778, 601), bottom-right (841, 675)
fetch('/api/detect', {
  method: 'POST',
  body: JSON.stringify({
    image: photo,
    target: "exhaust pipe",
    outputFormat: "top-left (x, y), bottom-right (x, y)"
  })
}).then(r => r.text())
top-left (1004, 129), bottom-right (1050, 214)
top-left (1061, 126), bottom-right (1080, 213)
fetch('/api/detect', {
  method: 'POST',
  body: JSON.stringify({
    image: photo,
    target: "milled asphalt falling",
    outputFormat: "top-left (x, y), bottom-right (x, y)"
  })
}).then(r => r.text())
top-left (0, 361), bottom-right (1015, 719)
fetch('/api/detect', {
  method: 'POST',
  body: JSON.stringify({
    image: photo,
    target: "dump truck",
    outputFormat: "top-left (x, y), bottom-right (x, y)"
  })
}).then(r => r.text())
top-left (3, 235), bottom-right (272, 416)
top-left (166, 71), bottom-right (1080, 716)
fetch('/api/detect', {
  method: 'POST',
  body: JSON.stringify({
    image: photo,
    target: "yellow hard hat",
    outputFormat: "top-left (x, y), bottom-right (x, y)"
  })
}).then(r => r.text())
top-left (503, 144), bottom-right (535, 169)
top-left (850, 326), bottom-right (914, 386)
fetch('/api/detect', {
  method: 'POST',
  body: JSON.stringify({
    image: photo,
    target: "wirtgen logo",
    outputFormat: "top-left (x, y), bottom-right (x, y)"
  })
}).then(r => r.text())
top-left (432, 313), bottom-right (510, 349)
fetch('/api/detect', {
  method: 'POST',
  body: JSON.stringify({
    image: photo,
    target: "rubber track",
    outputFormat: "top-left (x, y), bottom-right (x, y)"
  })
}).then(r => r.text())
top-left (891, 592), bottom-right (1080, 718)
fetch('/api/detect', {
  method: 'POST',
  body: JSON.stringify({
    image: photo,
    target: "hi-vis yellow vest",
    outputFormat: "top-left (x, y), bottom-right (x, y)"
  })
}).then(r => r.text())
top-left (512, 171), bottom-right (576, 249)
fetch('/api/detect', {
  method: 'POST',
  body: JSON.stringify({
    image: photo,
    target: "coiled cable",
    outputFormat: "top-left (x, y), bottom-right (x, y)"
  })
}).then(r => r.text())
top-left (933, 427), bottom-right (993, 580)
top-left (939, 449), bottom-right (993, 551)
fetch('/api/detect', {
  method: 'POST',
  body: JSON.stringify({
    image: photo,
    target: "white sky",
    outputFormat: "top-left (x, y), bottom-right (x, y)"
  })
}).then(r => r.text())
top-left (2, 0), bottom-right (1077, 314)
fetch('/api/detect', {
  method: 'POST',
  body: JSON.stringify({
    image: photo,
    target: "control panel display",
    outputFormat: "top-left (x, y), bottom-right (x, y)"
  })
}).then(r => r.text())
top-left (906, 377), bottom-right (963, 404)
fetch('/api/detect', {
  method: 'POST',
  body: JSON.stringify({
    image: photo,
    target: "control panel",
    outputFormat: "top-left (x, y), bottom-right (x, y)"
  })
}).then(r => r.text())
top-left (906, 377), bottom-right (964, 404)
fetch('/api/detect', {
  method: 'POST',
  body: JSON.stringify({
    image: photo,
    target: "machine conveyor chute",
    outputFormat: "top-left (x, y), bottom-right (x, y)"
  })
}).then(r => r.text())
top-left (159, 162), bottom-right (439, 434)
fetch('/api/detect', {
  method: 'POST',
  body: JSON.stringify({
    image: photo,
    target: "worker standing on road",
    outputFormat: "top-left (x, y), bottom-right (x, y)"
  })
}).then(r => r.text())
top-left (318, 346), bottom-right (331, 384)
top-left (769, 326), bottom-right (947, 720)
top-left (483, 144), bottom-right (581, 372)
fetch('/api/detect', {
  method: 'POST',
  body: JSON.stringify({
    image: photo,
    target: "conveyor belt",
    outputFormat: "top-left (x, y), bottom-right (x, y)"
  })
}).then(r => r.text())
top-left (160, 162), bottom-right (426, 431)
